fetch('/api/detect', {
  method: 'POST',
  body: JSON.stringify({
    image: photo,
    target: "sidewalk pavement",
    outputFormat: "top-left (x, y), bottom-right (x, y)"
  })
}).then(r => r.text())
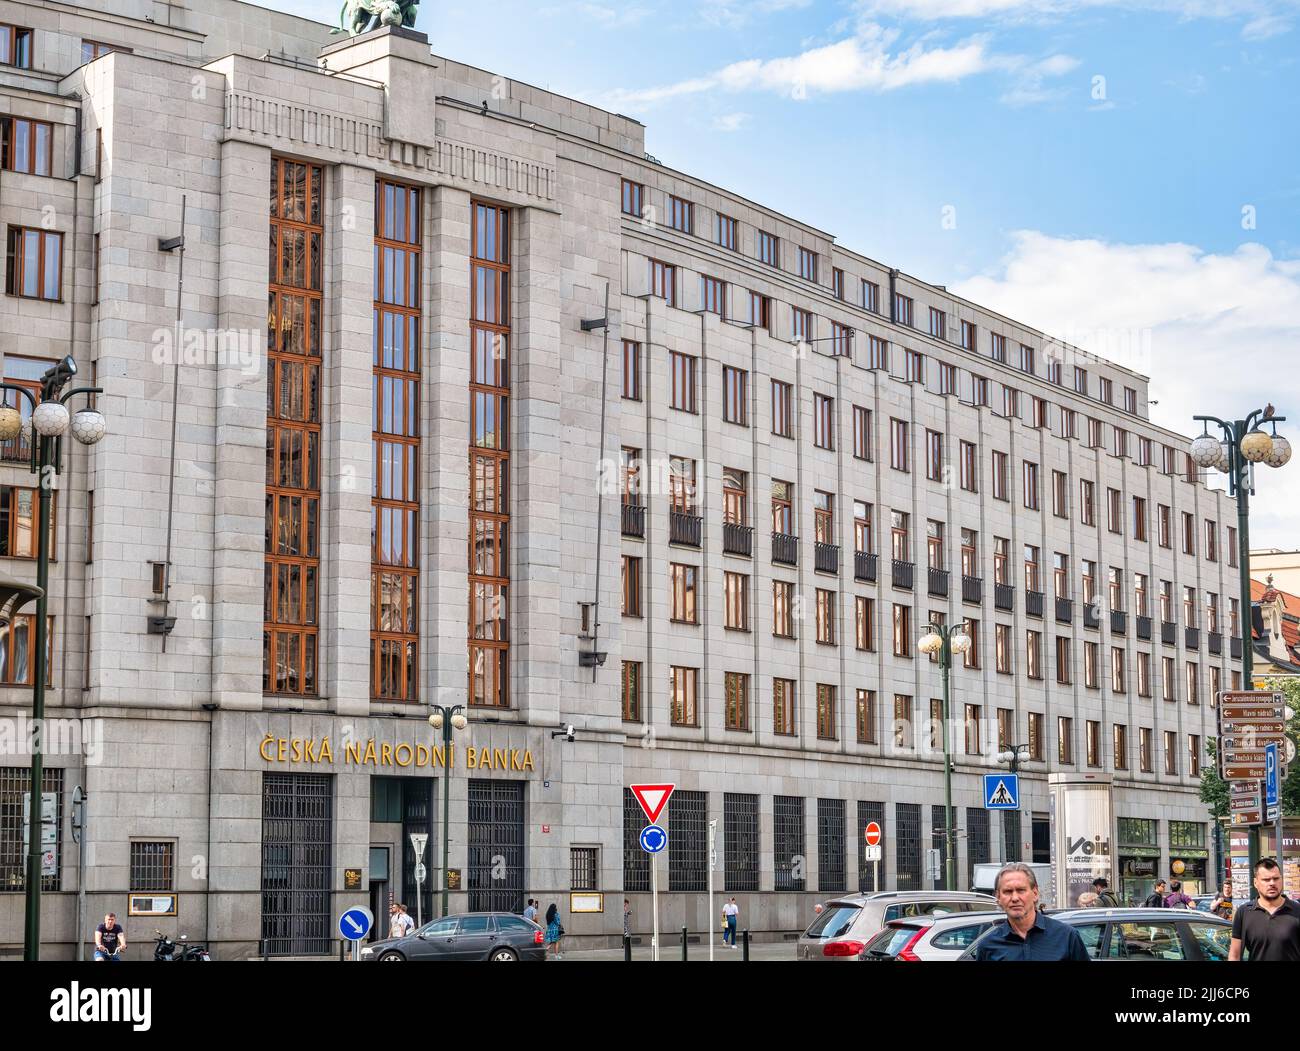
top-left (552, 937), bottom-right (798, 962)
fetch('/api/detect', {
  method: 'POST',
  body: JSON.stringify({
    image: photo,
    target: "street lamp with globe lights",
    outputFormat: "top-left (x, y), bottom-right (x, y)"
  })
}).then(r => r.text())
top-left (1190, 406), bottom-right (1290, 897)
top-left (7, 356), bottom-right (105, 961)
top-left (918, 622), bottom-right (971, 892)
top-left (428, 704), bottom-right (468, 917)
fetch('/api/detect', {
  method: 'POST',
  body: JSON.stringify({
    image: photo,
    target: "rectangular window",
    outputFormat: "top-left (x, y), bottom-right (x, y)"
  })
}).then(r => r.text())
top-left (265, 158), bottom-right (325, 698)
top-left (1051, 471), bottom-right (1068, 518)
top-left (961, 320), bottom-right (976, 350)
top-left (747, 291), bottom-right (772, 331)
top-left (938, 362), bottom-right (957, 395)
top-left (1137, 652), bottom-right (1151, 697)
top-left (863, 280), bottom-right (880, 313)
top-left (1027, 630), bottom-right (1042, 679)
top-left (857, 690), bottom-right (876, 744)
top-left (771, 380), bottom-right (793, 437)
top-left (965, 704), bottom-right (982, 755)
top-left (996, 624), bottom-right (1012, 674)
top-left (926, 430), bottom-right (943, 481)
top-left (670, 666), bottom-right (699, 727)
top-left (621, 340), bottom-right (641, 400)
top-left (1113, 724), bottom-right (1128, 770)
top-left (814, 394), bottom-right (835, 450)
top-left (893, 695), bottom-right (912, 750)
top-left (960, 441), bottom-right (977, 493)
top-left (758, 231), bottom-right (779, 267)
top-left (1189, 735), bottom-right (1201, 778)
top-left (1182, 512), bottom-right (1196, 556)
top-left (1165, 730), bottom-right (1178, 776)
top-left (1140, 728), bottom-right (1153, 772)
top-left (832, 267), bottom-right (845, 300)
top-left (1056, 637), bottom-right (1072, 685)
top-left (670, 352), bottom-right (697, 413)
top-left (6, 227), bottom-right (62, 301)
top-left (890, 418), bottom-right (909, 472)
top-left (792, 307), bottom-right (813, 344)
top-left (774, 678), bottom-right (796, 736)
top-left (621, 179), bottom-right (644, 217)
top-left (669, 563), bottom-right (699, 625)
top-left (1228, 527), bottom-right (1238, 566)
top-left (1022, 461), bottom-right (1039, 510)
top-left (866, 335), bottom-right (889, 370)
top-left (797, 246), bottom-right (818, 282)
top-left (774, 797), bottom-right (806, 891)
top-left (815, 589), bottom-right (836, 646)
top-left (649, 259), bottom-right (677, 306)
top-left (854, 502), bottom-right (874, 555)
top-left (1085, 721), bottom-right (1101, 768)
top-left (1186, 661), bottom-right (1199, 707)
top-left (991, 451), bottom-right (1008, 501)
top-left (0, 485), bottom-right (53, 558)
top-left (971, 375), bottom-right (989, 406)
top-left (928, 307), bottom-right (946, 340)
top-left (1205, 520), bottom-right (1218, 562)
top-left (722, 365), bottom-right (747, 425)
top-left (894, 293), bottom-right (914, 327)
top-left (1125, 387), bottom-right (1138, 414)
top-left (1028, 712), bottom-right (1044, 762)
top-left (1074, 367), bottom-right (1088, 395)
top-left (723, 793), bottom-right (759, 892)
top-left (1087, 418), bottom-right (1103, 448)
top-left (715, 213), bottom-right (737, 250)
top-left (725, 672), bottom-right (750, 731)
top-left (1133, 497), bottom-right (1147, 541)
top-left (990, 333), bottom-right (1007, 363)
top-left (773, 580), bottom-right (794, 638)
top-left (1020, 344), bottom-right (1035, 373)
top-left (1, 117), bottom-right (53, 176)
top-left (0, 24), bottom-right (33, 69)
top-left (1107, 488), bottom-right (1122, 534)
top-left (668, 195), bottom-right (694, 234)
top-left (1058, 717), bottom-right (1074, 765)
top-left (816, 684), bottom-right (837, 740)
top-left (1158, 505), bottom-right (1171, 548)
top-left (1162, 656), bottom-right (1176, 702)
top-left (832, 322), bottom-right (853, 358)
top-left (1080, 480), bottom-right (1095, 527)
top-left (724, 572), bottom-right (749, 632)
top-left (853, 406), bottom-right (872, 461)
top-left (622, 661), bottom-right (642, 722)
top-left (905, 349), bottom-right (925, 384)
top-left (130, 840), bottom-right (175, 892)
top-left (856, 596), bottom-right (875, 651)
top-left (892, 604), bottom-right (911, 658)
top-left (1112, 647), bottom-right (1126, 693)
top-left (622, 556), bottom-right (642, 617)
top-left (701, 275), bottom-right (727, 318)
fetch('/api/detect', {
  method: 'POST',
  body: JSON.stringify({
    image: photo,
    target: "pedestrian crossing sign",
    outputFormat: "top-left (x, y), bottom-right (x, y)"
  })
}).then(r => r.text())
top-left (983, 774), bottom-right (1020, 810)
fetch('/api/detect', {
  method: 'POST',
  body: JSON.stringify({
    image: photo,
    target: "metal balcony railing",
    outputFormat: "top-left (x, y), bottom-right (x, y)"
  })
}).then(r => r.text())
top-left (772, 532), bottom-right (798, 567)
top-left (723, 522), bottom-right (753, 557)
top-left (621, 502), bottom-right (645, 539)
top-left (669, 510), bottom-right (702, 548)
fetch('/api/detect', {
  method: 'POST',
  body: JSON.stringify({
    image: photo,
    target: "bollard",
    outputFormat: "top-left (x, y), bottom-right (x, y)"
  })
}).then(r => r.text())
top-left (261, 939), bottom-right (269, 963)
top-left (742, 928), bottom-right (750, 961)
top-left (624, 934), bottom-right (632, 962)
top-left (681, 925), bottom-right (688, 961)
top-left (339, 940), bottom-right (346, 963)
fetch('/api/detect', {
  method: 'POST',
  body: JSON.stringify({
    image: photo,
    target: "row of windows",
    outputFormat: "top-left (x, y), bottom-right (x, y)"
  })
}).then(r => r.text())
top-left (626, 343), bottom-right (1205, 492)
top-left (619, 667), bottom-right (1207, 775)
top-left (0, 23), bottom-right (128, 71)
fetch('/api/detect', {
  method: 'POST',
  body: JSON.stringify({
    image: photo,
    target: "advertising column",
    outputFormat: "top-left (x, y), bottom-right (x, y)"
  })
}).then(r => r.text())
top-left (1049, 774), bottom-right (1115, 910)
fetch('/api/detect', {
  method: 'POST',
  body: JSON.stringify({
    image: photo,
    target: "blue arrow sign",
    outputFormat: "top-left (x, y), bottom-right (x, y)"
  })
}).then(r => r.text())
top-left (983, 773), bottom-right (1020, 811)
top-left (1266, 743), bottom-right (1280, 810)
top-left (339, 906), bottom-right (373, 941)
top-left (639, 824), bottom-right (667, 854)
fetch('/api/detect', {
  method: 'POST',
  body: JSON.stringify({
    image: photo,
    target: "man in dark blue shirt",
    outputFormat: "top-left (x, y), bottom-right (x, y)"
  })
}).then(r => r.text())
top-left (974, 863), bottom-right (1091, 961)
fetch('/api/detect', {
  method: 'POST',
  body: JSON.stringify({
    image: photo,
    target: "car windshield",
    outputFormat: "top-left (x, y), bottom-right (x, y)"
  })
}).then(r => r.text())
top-left (804, 904), bottom-right (861, 939)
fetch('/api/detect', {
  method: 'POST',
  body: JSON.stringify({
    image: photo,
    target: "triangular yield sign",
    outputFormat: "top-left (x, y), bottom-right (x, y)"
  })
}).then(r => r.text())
top-left (630, 783), bottom-right (675, 825)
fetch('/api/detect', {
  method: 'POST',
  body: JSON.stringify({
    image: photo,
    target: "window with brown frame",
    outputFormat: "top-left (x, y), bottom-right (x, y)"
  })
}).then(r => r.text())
top-left (1052, 471), bottom-right (1068, 518)
top-left (857, 690), bottom-right (876, 744)
top-left (621, 179), bottom-right (643, 217)
top-left (371, 180), bottom-right (422, 702)
top-left (0, 485), bottom-right (53, 559)
top-left (938, 362), bottom-right (957, 395)
top-left (815, 589), bottom-right (836, 645)
top-left (1026, 630), bottom-right (1042, 679)
top-left (926, 429), bottom-right (943, 481)
top-left (1164, 730), bottom-right (1177, 776)
top-left (856, 596), bottom-right (875, 651)
top-left (853, 406), bottom-right (872, 460)
top-left (771, 480), bottom-right (793, 535)
top-left (991, 451), bottom-right (1008, 501)
top-left (715, 214), bottom-right (737, 250)
top-left (771, 380), bottom-right (793, 437)
top-left (758, 230), bottom-right (779, 267)
top-left (959, 441), bottom-right (977, 492)
top-left (1139, 727), bottom-right (1153, 772)
top-left (863, 280), bottom-right (880, 313)
top-left (814, 490), bottom-right (834, 545)
top-left (890, 418), bottom-right (909, 473)
top-left (816, 683), bottom-right (837, 740)
top-left (1058, 717), bottom-right (1074, 765)
top-left (0, 613), bottom-right (53, 685)
top-left (1133, 497), bottom-right (1147, 541)
top-left (81, 40), bottom-right (128, 63)
top-left (747, 290), bottom-right (772, 330)
top-left (1, 117), bottom-right (53, 176)
top-left (792, 307), bottom-right (813, 343)
top-left (649, 259), bottom-right (676, 305)
top-left (928, 307), bottom-right (946, 340)
top-left (469, 199), bottom-right (511, 708)
top-left (0, 24), bottom-right (32, 69)
top-left (814, 393), bottom-right (834, 450)
top-left (622, 661), bottom-right (642, 722)
top-left (724, 571), bottom-right (749, 631)
top-left (670, 352), bottom-right (697, 413)
top-left (701, 274), bottom-right (727, 317)
top-left (622, 340), bottom-right (641, 400)
top-left (906, 350), bottom-right (925, 384)
top-left (1028, 712), bottom-right (1044, 761)
top-left (832, 322), bottom-right (853, 358)
top-left (866, 335), bottom-right (888, 370)
top-left (670, 563), bottom-right (699, 624)
top-left (622, 556), bottom-right (642, 617)
top-left (893, 694), bottom-right (912, 749)
top-left (723, 468), bottom-right (748, 526)
top-left (722, 365), bottom-right (747, 425)
top-left (797, 246), bottom-right (818, 282)
top-left (265, 158), bottom-right (324, 697)
top-left (774, 678), bottom-right (796, 735)
top-left (670, 666), bottom-right (698, 727)
top-left (1056, 636), bottom-right (1072, 685)
top-left (6, 227), bottom-right (62, 301)
top-left (773, 580), bottom-right (794, 638)
top-left (1113, 724), bottom-right (1128, 770)
top-left (892, 604), bottom-right (911, 658)
top-left (854, 501), bottom-right (873, 555)
top-left (725, 672), bottom-right (750, 731)
top-left (668, 196), bottom-right (693, 234)
top-left (832, 267), bottom-right (845, 300)
top-left (990, 333), bottom-right (1007, 362)
top-left (894, 292), bottom-right (913, 327)
top-left (1080, 480), bottom-right (1096, 527)
top-left (1022, 461), bottom-right (1039, 510)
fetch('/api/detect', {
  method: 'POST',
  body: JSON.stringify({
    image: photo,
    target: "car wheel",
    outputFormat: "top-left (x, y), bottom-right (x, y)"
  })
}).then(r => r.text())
top-left (489, 948), bottom-right (518, 962)
top-left (378, 951), bottom-right (405, 962)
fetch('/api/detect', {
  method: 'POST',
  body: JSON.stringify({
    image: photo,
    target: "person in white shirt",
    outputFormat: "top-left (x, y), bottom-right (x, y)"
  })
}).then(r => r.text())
top-left (721, 898), bottom-right (740, 948)
top-left (394, 904), bottom-right (416, 938)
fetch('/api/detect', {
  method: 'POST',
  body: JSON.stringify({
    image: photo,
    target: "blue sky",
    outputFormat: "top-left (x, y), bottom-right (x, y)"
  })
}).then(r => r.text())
top-left (288, 0), bottom-right (1300, 548)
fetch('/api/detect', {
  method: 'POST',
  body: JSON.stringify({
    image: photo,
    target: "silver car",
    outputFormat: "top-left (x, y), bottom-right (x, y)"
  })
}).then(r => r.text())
top-left (796, 891), bottom-right (997, 960)
top-left (862, 910), bottom-right (1007, 961)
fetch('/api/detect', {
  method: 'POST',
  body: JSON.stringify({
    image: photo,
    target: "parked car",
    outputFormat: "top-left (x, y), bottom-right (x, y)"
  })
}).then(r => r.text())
top-left (796, 891), bottom-right (997, 960)
top-left (958, 907), bottom-right (1234, 961)
top-left (971, 863), bottom-right (1055, 908)
top-left (359, 912), bottom-right (546, 962)
top-left (861, 911), bottom-right (1006, 961)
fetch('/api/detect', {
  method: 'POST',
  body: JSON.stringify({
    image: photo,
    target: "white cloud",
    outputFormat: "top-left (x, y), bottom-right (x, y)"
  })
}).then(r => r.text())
top-left (601, 23), bottom-right (1075, 110)
top-left (700, 0), bottom-right (815, 29)
top-left (539, 2), bottom-right (656, 27)
top-left (953, 231), bottom-right (1300, 547)
top-left (712, 111), bottom-right (752, 131)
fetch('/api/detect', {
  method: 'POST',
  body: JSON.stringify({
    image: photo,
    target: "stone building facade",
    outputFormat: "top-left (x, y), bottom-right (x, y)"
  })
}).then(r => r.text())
top-left (0, 0), bottom-right (1241, 957)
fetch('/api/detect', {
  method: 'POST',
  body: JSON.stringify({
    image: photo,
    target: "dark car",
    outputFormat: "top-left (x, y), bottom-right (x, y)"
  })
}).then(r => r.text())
top-left (958, 907), bottom-right (1234, 961)
top-left (359, 912), bottom-right (546, 962)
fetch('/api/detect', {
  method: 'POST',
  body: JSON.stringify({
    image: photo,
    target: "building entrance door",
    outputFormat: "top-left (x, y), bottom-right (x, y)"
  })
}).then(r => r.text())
top-left (368, 846), bottom-right (390, 942)
top-left (467, 780), bottom-right (525, 913)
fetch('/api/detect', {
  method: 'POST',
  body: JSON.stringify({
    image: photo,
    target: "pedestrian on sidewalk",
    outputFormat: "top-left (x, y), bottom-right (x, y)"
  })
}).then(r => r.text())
top-left (1164, 880), bottom-right (1193, 909)
top-left (393, 903), bottom-right (415, 939)
top-left (1230, 858), bottom-right (1300, 962)
top-left (1211, 882), bottom-right (1234, 921)
top-left (722, 897), bottom-right (739, 948)
top-left (1143, 880), bottom-right (1168, 907)
top-left (523, 899), bottom-right (538, 924)
top-left (545, 902), bottom-right (565, 959)
top-left (1091, 878), bottom-right (1120, 908)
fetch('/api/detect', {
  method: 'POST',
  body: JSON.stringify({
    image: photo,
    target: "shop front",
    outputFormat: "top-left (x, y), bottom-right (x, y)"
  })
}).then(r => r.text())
top-left (1117, 817), bottom-right (1161, 905)
top-left (1168, 820), bottom-right (1209, 896)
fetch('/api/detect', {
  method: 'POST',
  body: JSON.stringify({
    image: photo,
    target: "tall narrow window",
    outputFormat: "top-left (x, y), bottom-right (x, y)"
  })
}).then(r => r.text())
top-left (264, 158), bottom-right (324, 696)
top-left (372, 180), bottom-right (421, 701)
top-left (470, 200), bottom-right (511, 708)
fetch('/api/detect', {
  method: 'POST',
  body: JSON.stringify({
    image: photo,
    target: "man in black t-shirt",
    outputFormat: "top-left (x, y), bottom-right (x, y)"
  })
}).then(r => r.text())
top-left (94, 913), bottom-right (126, 961)
top-left (1230, 858), bottom-right (1300, 962)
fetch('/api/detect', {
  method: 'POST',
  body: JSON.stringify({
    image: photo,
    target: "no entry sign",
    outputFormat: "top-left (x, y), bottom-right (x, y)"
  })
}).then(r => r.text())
top-left (864, 822), bottom-right (882, 847)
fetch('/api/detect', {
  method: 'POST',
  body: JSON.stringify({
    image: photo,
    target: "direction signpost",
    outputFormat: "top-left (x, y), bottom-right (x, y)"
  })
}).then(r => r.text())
top-left (1218, 691), bottom-right (1290, 896)
top-left (631, 784), bottom-right (674, 962)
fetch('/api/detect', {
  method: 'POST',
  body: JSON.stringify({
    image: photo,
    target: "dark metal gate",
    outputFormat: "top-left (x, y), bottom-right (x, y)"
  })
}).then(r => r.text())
top-left (467, 780), bottom-right (524, 913)
top-left (401, 779), bottom-right (435, 923)
top-left (260, 773), bottom-right (332, 956)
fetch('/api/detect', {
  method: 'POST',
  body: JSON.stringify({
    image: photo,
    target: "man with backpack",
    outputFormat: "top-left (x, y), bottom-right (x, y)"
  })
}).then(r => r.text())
top-left (1092, 877), bottom-right (1120, 907)
top-left (1164, 879), bottom-right (1194, 908)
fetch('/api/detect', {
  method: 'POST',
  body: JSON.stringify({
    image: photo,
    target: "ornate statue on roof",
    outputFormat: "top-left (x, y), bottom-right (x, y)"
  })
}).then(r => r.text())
top-left (336, 0), bottom-right (419, 36)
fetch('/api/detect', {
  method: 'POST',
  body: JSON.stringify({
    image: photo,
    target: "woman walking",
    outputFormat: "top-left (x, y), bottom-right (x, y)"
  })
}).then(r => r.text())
top-left (544, 902), bottom-right (564, 960)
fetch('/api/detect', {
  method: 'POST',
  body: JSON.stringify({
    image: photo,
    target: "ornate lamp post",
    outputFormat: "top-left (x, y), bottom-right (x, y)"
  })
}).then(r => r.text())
top-left (918, 622), bottom-right (972, 892)
top-left (427, 704), bottom-right (468, 918)
top-left (1190, 406), bottom-right (1290, 895)
top-left (6, 356), bottom-right (105, 961)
